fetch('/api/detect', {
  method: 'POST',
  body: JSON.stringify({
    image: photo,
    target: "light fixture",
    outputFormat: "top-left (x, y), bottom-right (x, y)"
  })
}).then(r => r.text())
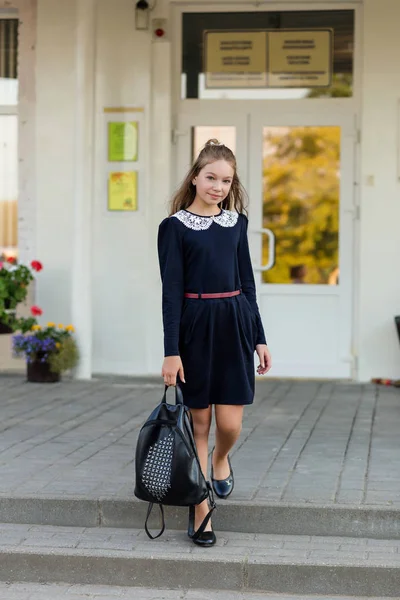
top-left (135, 0), bottom-right (150, 31)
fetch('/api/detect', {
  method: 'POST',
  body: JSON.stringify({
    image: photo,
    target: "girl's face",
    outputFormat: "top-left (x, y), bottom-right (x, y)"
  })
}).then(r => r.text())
top-left (192, 160), bottom-right (234, 208)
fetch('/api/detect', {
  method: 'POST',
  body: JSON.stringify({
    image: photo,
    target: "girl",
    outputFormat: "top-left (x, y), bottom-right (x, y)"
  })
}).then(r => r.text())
top-left (158, 139), bottom-right (271, 547)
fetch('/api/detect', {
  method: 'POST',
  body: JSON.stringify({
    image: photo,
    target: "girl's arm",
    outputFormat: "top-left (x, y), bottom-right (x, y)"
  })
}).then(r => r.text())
top-left (237, 214), bottom-right (267, 347)
top-left (157, 217), bottom-right (184, 357)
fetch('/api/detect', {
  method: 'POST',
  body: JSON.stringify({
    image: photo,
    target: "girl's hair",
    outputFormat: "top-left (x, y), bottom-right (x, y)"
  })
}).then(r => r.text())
top-left (169, 139), bottom-right (248, 216)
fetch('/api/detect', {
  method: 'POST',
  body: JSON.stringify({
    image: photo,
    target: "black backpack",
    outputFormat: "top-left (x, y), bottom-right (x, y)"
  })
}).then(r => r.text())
top-left (134, 384), bottom-right (216, 539)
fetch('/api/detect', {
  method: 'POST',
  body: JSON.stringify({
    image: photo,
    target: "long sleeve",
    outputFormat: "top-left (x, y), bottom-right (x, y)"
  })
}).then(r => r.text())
top-left (158, 217), bottom-right (184, 357)
top-left (238, 214), bottom-right (267, 346)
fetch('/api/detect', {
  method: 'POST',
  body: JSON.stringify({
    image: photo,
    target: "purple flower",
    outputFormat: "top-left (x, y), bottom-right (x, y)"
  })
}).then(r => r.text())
top-left (12, 334), bottom-right (57, 362)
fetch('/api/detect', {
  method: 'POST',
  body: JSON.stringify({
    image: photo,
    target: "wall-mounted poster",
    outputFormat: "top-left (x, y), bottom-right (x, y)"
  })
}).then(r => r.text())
top-left (204, 30), bottom-right (268, 89)
top-left (268, 29), bottom-right (333, 88)
top-left (108, 172), bottom-right (138, 211)
top-left (108, 121), bottom-right (138, 162)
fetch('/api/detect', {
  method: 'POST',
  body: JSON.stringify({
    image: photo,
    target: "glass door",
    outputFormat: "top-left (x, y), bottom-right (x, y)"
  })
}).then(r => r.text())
top-left (249, 108), bottom-right (356, 378)
top-left (175, 105), bottom-right (356, 379)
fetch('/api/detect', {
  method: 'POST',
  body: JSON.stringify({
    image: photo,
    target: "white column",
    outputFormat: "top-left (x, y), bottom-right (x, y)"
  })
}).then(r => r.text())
top-left (358, 0), bottom-right (400, 381)
top-left (146, 32), bottom-right (172, 374)
top-left (72, 0), bottom-right (96, 379)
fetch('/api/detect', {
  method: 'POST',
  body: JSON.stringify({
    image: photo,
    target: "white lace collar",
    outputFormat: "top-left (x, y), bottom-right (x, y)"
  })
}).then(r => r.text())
top-left (173, 209), bottom-right (239, 231)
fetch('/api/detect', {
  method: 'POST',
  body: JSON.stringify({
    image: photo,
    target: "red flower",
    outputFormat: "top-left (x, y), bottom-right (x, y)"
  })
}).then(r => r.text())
top-left (31, 260), bottom-right (43, 272)
top-left (6, 257), bottom-right (16, 264)
top-left (0, 262), bottom-right (3, 270)
top-left (31, 305), bottom-right (43, 317)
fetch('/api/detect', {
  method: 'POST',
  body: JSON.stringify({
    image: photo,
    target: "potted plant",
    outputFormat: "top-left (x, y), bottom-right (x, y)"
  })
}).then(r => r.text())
top-left (12, 322), bottom-right (79, 383)
top-left (0, 257), bottom-right (43, 334)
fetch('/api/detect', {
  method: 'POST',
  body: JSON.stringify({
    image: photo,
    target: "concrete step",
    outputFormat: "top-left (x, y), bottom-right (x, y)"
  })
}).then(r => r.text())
top-left (2, 496), bottom-right (400, 539)
top-left (1, 523), bottom-right (400, 596)
top-left (0, 584), bottom-right (392, 600)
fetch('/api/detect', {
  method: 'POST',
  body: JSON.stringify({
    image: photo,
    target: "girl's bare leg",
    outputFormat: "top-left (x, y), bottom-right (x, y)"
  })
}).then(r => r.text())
top-left (213, 405), bottom-right (243, 479)
top-left (190, 406), bottom-right (212, 531)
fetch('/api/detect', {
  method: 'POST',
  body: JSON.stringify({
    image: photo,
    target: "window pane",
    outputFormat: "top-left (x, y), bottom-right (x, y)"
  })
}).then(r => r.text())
top-left (0, 18), bottom-right (19, 105)
top-left (0, 115), bottom-right (18, 260)
top-left (182, 10), bottom-right (354, 100)
top-left (262, 126), bottom-right (340, 285)
top-left (192, 126), bottom-right (236, 160)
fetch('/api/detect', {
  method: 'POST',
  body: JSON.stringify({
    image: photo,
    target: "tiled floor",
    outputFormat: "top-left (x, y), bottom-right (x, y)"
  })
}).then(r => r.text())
top-left (0, 375), bottom-right (398, 506)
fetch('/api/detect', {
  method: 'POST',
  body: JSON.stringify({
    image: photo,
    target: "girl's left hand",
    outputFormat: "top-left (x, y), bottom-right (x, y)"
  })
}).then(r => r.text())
top-left (256, 344), bottom-right (272, 375)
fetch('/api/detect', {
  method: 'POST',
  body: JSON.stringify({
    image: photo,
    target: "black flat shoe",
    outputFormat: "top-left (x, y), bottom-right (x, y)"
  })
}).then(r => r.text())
top-left (211, 448), bottom-right (234, 499)
top-left (188, 505), bottom-right (216, 547)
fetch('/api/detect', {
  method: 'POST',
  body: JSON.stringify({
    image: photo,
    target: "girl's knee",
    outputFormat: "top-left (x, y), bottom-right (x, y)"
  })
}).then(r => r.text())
top-left (191, 408), bottom-right (212, 438)
top-left (216, 421), bottom-right (242, 439)
top-left (215, 406), bottom-right (243, 439)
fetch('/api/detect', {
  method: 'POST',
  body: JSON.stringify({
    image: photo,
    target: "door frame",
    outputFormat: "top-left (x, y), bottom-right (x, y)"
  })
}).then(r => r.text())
top-left (175, 108), bottom-right (357, 378)
top-left (171, 1), bottom-right (362, 378)
top-left (248, 108), bottom-right (357, 376)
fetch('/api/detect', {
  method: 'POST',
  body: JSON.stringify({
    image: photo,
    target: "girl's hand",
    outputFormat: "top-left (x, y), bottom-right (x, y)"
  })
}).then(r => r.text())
top-left (162, 356), bottom-right (185, 386)
top-left (256, 345), bottom-right (272, 375)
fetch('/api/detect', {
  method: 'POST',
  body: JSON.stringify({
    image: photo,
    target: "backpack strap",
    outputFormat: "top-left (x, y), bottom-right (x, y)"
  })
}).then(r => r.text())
top-left (191, 482), bottom-right (217, 542)
top-left (144, 503), bottom-right (166, 540)
top-left (162, 383), bottom-right (184, 405)
top-left (191, 505), bottom-right (216, 541)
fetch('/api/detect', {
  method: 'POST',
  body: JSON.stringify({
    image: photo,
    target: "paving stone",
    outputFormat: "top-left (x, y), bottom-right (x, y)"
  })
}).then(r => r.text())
top-left (0, 376), bottom-right (393, 509)
top-left (0, 378), bottom-right (400, 565)
top-left (2, 523), bottom-right (400, 565)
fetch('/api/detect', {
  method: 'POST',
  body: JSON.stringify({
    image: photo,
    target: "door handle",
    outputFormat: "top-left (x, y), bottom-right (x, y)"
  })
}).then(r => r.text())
top-left (251, 228), bottom-right (276, 272)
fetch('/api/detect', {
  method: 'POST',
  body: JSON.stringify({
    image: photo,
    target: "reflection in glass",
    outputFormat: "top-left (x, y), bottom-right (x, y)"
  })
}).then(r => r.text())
top-left (192, 126), bottom-right (236, 160)
top-left (262, 126), bottom-right (340, 285)
top-left (0, 19), bottom-right (19, 105)
top-left (0, 19), bottom-right (18, 258)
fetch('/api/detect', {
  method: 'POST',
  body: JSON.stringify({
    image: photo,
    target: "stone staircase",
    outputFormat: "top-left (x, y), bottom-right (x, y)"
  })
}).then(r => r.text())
top-left (1, 496), bottom-right (400, 597)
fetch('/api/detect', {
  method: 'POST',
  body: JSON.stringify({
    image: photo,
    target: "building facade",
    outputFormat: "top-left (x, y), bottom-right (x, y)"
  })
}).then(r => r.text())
top-left (1, 0), bottom-right (399, 382)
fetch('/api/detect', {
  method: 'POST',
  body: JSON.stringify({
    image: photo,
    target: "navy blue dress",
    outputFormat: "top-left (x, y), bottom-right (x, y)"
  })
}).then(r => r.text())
top-left (157, 208), bottom-right (266, 409)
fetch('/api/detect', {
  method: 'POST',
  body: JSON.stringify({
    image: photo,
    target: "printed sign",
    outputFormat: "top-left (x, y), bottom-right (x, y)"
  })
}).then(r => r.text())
top-left (268, 30), bottom-right (333, 88)
top-left (204, 29), bottom-right (333, 89)
top-left (108, 122), bottom-right (138, 162)
top-left (204, 31), bottom-right (268, 88)
top-left (108, 172), bottom-right (138, 211)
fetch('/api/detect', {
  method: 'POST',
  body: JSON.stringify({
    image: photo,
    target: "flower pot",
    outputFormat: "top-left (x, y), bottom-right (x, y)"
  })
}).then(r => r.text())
top-left (27, 360), bottom-right (60, 383)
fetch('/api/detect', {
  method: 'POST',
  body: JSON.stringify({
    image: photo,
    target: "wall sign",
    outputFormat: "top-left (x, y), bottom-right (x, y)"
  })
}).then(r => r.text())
top-left (268, 30), bottom-right (332, 88)
top-left (204, 31), bottom-right (267, 89)
top-left (104, 107), bottom-right (144, 212)
top-left (108, 122), bottom-right (138, 162)
top-left (204, 29), bottom-right (333, 89)
top-left (108, 172), bottom-right (138, 212)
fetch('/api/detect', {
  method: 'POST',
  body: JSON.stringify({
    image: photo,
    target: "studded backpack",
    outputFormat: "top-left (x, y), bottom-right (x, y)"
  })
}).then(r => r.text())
top-left (134, 384), bottom-right (216, 539)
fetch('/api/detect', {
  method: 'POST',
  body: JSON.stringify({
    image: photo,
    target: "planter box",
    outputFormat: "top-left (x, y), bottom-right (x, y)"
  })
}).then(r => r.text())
top-left (27, 360), bottom-right (60, 383)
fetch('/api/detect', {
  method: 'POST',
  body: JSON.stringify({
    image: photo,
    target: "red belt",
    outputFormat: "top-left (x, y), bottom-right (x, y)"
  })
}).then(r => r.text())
top-left (184, 290), bottom-right (241, 299)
